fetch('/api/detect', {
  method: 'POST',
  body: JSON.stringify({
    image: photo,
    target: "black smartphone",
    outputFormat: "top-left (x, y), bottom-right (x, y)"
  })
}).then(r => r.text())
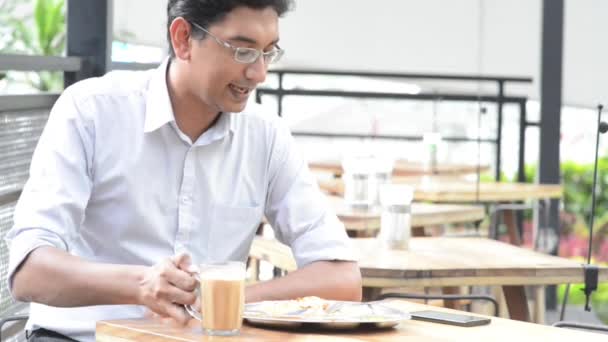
top-left (410, 310), bottom-right (491, 327)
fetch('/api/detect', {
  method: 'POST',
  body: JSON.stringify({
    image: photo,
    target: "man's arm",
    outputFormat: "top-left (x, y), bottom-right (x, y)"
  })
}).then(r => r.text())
top-left (11, 246), bottom-right (197, 324)
top-left (245, 260), bottom-right (362, 303)
top-left (261, 119), bottom-right (361, 303)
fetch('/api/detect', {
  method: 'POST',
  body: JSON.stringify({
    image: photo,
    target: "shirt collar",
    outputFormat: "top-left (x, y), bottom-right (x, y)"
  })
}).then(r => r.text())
top-left (194, 112), bottom-right (235, 146)
top-left (144, 58), bottom-right (237, 138)
top-left (144, 58), bottom-right (175, 133)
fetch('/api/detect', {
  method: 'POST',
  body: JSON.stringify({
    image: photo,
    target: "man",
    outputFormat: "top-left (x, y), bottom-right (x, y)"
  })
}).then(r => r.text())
top-left (5, 0), bottom-right (361, 340)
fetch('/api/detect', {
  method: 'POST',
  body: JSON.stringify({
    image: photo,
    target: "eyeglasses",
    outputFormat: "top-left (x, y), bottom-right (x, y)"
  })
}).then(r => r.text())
top-left (189, 21), bottom-right (284, 65)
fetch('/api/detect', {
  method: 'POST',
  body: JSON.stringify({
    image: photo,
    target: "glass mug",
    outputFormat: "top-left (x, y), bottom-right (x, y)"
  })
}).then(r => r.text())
top-left (184, 261), bottom-right (246, 336)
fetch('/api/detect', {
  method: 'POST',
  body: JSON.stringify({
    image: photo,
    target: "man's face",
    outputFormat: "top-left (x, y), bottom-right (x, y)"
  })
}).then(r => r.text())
top-left (186, 6), bottom-right (279, 114)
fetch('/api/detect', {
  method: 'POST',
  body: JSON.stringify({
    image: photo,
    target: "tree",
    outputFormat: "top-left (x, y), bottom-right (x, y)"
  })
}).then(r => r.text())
top-left (0, 0), bottom-right (66, 91)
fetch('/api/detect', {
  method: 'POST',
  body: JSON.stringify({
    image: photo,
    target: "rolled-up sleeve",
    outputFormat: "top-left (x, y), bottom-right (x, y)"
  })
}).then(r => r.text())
top-left (264, 120), bottom-right (357, 268)
top-left (4, 88), bottom-right (94, 298)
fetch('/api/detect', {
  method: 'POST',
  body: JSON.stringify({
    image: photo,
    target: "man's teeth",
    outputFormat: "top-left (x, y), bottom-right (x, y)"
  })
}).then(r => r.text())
top-left (230, 84), bottom-right (249, 94)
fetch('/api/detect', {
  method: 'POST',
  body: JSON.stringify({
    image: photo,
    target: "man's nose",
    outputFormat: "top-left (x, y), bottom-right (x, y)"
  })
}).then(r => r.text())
top-left (245, 56), bottom-right (267, 84)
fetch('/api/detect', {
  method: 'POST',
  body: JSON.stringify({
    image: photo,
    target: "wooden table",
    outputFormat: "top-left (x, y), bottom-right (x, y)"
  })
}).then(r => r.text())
top-left (328, 195), bottom-right (485, 236)
top-left (96, 300), bottom-right (607, 341)
top-left (310, 159), bottom-right (489, 177)
top-left (319, 177), bottom-right (563, 203)
top-left (249, 237), bottom-right (608, 323)
top-left (319, 177), bottom-right (563, 245)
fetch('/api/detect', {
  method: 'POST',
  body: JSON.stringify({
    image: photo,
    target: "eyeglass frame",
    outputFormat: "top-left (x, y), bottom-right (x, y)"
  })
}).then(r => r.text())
top-left (188, 20), bottom-right (284, 65)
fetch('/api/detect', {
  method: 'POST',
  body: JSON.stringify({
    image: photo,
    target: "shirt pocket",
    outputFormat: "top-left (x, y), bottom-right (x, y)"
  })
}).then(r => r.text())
top-left (209, 203), bottom-right (263, 262)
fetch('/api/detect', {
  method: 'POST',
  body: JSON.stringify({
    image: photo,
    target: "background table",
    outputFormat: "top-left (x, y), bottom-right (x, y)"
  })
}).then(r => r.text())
top-left (327, 195), bottom-right (485, 236)
top-left (96, 300), bottom-right (608, 341)
top-left (309, 159), bottom-right (490, 177)
top-left (319, 177), bottom-right (563, 245)
top-left (249, 237), bottom-right (608, 322)
top-left (319, 177), bottom-right (563, 203)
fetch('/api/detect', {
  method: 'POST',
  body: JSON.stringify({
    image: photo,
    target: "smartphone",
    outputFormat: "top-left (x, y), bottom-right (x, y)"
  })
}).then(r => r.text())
top-left (410, 310), bottom-right (491, 327)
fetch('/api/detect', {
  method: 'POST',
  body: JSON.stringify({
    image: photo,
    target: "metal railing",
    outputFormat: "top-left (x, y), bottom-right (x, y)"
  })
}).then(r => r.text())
top-left (0, 54), bottom-right (82, 72)
top-left (0, 94), bottom-right (60, 112)
top-left (110, 61), bottom-right (159, 71)
top-left (256, 69), bottom-right (534, 182)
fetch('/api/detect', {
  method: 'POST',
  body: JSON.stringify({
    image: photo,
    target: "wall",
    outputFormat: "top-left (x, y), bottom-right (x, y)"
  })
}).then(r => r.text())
top-left (112, 0), bottom-right (607, 107)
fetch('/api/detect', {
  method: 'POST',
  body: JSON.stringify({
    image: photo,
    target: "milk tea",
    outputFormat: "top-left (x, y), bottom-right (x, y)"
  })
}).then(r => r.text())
top-left (200, 277), bottom-right (245, 333)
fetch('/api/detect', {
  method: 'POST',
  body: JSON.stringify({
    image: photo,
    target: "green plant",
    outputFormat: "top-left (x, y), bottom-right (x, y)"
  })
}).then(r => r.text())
top-left (562, 158), bottom-right (608, 223)
top-left (517, 161), bottom-right (608, 230)
top-left (500, 161), bottom-right (608, 259)
top-left (478, 171), bottom-right (508, 183)
top-left (523, 163), bottom-right (537, 183)
top-left (0, 0), bottom-right (66, 91)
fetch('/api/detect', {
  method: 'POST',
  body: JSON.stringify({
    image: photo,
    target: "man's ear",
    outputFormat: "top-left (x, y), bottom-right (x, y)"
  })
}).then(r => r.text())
top-left (169, 17), bottom-right (193, 60)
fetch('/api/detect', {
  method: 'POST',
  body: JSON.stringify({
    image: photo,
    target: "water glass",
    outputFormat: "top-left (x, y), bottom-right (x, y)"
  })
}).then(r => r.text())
top-left (342, 156), bottom-right (376, 208)
top-left (378, 184), bottom-right (414, 250)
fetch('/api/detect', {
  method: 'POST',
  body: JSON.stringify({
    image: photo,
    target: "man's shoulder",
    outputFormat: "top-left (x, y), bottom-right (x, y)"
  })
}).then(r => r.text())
top-left (62, 69), bottom-right (154, 107)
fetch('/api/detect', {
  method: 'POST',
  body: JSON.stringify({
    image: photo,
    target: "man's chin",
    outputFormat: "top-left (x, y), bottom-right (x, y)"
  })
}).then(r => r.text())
top-left (222, 101), bottom-right (248, 114)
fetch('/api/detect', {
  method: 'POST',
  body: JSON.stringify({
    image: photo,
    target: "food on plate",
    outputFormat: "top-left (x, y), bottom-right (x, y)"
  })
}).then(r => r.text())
top-left (245, 296), bottom-right (390, 321)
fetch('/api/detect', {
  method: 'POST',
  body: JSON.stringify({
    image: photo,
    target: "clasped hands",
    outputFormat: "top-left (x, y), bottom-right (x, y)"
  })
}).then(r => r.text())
top-left (138, 253), bottom-right (200, 325)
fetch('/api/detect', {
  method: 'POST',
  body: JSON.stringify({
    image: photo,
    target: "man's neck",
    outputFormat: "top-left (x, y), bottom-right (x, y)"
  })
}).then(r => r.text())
top-left (166, 60), bottom-right (219, 142)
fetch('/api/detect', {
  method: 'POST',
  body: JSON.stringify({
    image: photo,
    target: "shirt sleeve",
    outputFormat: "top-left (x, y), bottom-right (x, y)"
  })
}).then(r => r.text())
top-left (263, 119), bottom-right (357, 268)
top-left (4, 88), bottom-right (94, 299)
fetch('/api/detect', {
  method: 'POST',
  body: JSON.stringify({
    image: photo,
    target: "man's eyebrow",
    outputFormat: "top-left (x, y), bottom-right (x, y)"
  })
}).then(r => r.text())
top-left (227, 35), bottom-right (280, 46)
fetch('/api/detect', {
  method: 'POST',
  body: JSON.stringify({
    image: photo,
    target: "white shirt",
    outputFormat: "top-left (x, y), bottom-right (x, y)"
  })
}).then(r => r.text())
top-left (5, 59), bottom-right (355, 341)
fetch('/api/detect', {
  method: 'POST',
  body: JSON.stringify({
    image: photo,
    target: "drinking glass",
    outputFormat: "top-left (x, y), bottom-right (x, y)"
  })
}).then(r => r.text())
top-left (378, 184), bottom-right (414, 250)
top-left (184, 261), bottom-right (246, 336)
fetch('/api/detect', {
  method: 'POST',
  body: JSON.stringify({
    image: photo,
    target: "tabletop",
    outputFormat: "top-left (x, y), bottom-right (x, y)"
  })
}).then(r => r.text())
top-left (309, 159), bottom-right (490, 177)
top-left (249, 237), bottom-right (607, 322)
top-left (96, 300), bottom-right (607, 341)
top-left (318, 177), bottom-right (563, 203)
top-left (250, 237), bottom-right (607, 288)
top-left (327, 195), bottom-right (485, 232)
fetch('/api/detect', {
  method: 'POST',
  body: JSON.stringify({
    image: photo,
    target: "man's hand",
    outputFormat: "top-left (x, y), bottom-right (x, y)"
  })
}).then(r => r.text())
top-left (137, 253), bottom-right (198, 325)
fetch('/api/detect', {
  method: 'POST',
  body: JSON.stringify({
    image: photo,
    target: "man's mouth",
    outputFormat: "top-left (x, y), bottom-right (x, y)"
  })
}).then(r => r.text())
top-left (229, 83), bottom-right (252, 96)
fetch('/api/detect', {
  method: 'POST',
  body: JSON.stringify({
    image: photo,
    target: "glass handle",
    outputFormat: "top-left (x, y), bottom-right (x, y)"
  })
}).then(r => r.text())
top-left (184, 269), bottom-right (201, 321)
top-left (184, 304), bottom-right (202, 321)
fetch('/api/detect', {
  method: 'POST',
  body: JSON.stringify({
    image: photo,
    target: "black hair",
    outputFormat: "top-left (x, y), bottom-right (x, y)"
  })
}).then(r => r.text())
top-left (166, 0), bottom-right (294, 58)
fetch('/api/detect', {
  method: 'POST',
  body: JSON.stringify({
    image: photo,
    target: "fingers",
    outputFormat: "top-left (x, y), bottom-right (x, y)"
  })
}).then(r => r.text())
top-left (163, 301), bottom-right (191, 325)
top-left (172, 252), bottom-right (190, 269)
top-left (164, 284), bottom-right (197, 305)
top-left (172, 252), bottom-right (198, 274)
top-left (160, 259), bottom-right (198, 292)
top-left (152, 300), bottom-right (190, 326)
top-left (139, 255), bottom-right (201, 325)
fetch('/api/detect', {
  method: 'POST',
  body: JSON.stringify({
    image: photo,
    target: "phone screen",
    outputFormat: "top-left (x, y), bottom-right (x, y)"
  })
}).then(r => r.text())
top-left (410, 310), bottom-right (491, 327)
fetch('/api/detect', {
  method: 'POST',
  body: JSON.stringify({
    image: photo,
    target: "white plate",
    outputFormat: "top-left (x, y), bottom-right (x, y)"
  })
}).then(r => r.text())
top-left (243, 299), bottom-right (410, 330)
